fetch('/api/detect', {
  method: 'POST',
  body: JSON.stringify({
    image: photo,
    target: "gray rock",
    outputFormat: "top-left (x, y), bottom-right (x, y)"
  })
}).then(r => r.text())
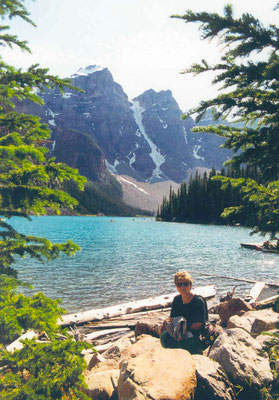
top-left (102, 337), bottom-right (133, 362)
top-left (210, 328), bottom-right (273, 391)
top-left (193, 355), bottom-right (237, 400)
top-left (134, 311), bottom-right (168, 338)
top-left (227, 309), bottom-right (279, 336)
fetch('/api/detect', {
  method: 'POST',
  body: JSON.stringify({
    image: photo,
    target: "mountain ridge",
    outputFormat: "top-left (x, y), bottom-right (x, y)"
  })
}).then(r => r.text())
top-left (14, 64), bottom-right (232, 213)
top-left (34, 64), bottom-right (231, 184)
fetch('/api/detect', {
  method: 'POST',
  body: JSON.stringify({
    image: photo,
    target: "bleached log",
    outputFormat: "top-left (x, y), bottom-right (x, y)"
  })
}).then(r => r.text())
top-left (7, 331), bottom-right (37, 353)
top-left (83, 309), bottom-right (170, 330)
top-left (192, 285), bottom-right (216, 298)
top-left (84, 327), bottom-right (130, 342)
top-left (245, 282), bottom-right (265, 303)
top-left (93, 342), bottom-right (114, 353)
top-left (93, 332), bottom-right (129, 346)
top-left (198, 272), bottom-right (279, 288)
top-left (59, 285), bottom-right (216, 327)
top-left (96, 307), bottom-right (170, 322)
top-left (254, 294), bottom-right (279, 309)
top-left (93, 332), bottom-right (134, 353)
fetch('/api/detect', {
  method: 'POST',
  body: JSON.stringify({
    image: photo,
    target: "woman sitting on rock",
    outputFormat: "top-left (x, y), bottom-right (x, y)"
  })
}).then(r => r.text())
top-left (160, 271), bottom-right (208, 354)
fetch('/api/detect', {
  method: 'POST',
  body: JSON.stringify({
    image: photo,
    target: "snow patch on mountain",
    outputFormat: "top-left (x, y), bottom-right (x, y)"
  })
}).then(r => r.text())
top-left (128, 143), bottom-right (139, 168)
top-left (131, 101), bottom-right (165, 180)
top-left (72, 65), bottom-right (105, 77)
top-left (158, 116), bottom-right (168, 129)
top-left (183, 126), bottom-right (188, 144)
top-left (105, 159), bottom-right (120, 174)
top-left (118, 176), bottom-right (150, 195)
top-left (48, 119), bottom-right (56, 127)
top-left (47, 108), bottom-right (57, 119)
top-left (62, 92), bottom-right (73, 99)
top-left (193, 145), bottom-right (204, 160)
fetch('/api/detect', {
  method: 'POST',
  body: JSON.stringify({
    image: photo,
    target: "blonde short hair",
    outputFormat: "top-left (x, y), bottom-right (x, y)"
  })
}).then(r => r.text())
top-left (174, 271), bottom-right (193, 286)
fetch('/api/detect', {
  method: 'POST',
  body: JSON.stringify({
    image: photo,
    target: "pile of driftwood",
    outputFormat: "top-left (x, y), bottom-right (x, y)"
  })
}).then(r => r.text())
top-left (60, 285), bottom-right (216, 352)
top-left (6, 276), bottom-right (279, 354)
top-left (57, 278), bottom-right (278, 352)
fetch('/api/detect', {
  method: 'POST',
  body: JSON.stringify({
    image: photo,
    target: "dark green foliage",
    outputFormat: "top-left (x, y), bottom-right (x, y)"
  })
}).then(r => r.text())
top-left (0, 1), bottom-right (92, 397)
top-left (0, 10), bottom-right (86, 278)
top-left (259, 331), bottom-right (279, 400)
top-left (219, 177), bottom-right (279, 237)
top-left (0, 273), bottom-right (91, 399)
top-left (66, 177), bottom-right (153, 217)
top-left (0, 275), bottom-right (65, 345)
top-left (0, 339), bottom-right (91, 400)
top-left (157, 167), bottom-right (257, 225)
top-left (172, 4), bottom-right (279, 237)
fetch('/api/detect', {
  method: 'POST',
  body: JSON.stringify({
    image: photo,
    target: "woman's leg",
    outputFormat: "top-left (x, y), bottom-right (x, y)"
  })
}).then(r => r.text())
top-left (160, 330), bottom-right (181, 349)
top-left (160, 331), bottom-right (203, 354)
top-left (178, 337), bottom-right (203, 355)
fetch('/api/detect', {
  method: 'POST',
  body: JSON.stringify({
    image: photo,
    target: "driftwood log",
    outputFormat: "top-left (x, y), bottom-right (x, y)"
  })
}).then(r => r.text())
top-left (198, 273), bottom-right (279, 288)
top-left (254, 294), bottom-right (279, 309)
top-left (59, 285), bottom-right (216, 327)
top-left (60, 285), bottom-right (216, 351)
top-left (6, 282), bottom-right (279, 358)
top-left (245, 282), bottom-right (266, 303)
top-left (6, 331), bottom-right (38, 353)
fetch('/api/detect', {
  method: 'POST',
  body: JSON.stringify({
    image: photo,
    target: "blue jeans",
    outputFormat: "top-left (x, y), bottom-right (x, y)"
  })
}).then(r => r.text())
top-left (160, 330), bottom-right (203, 355)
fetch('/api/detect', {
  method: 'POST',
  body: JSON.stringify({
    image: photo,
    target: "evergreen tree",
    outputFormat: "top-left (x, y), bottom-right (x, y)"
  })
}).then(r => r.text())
top-left (172, 3), bottom-right (279, 237)
top-left (0, 1), bottom-right (91, 398)
top-left (156, 167), bottom-right (254, 226)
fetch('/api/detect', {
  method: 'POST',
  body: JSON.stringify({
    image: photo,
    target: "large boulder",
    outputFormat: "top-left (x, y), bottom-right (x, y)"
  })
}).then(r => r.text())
top-left (84, 369), bottom-right (119, 400)
top-left (134, 311), bottom-right (168, 338)
top-left (118, 335), bottom-right (196, 400)
top-left (102, 337), bottom-right (134, 362)
top-left (210, 328), bottom-right (273, 395)
top-left (216, 298), bottom-right (253, 325)
top-left (227, 309), bottom-right (279, 336)
top-left (193, 355), bottom-right (237, 400)
top-left (119, 334), bottom-right (159, 364)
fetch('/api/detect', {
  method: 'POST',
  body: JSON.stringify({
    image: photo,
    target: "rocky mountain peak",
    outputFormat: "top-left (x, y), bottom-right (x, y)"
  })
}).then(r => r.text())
top-left (15, 64), bottom-right (232, 185)
top-left (134, 89), bottom-right (174, 110)
top-left (71, 65), bottom-right (105, 77)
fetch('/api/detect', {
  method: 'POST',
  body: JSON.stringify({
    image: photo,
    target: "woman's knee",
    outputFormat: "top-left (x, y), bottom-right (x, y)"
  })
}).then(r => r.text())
top-left (160, 330), bottom-right (179, 349)
top-left (160, 330), bottom-right (170, 348)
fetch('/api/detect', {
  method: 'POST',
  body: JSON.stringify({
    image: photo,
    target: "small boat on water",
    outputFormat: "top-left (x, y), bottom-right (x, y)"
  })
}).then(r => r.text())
top-left (241, 243), bottom-right (262, 250)
top-left (241, 243), bottom-right (279, 254)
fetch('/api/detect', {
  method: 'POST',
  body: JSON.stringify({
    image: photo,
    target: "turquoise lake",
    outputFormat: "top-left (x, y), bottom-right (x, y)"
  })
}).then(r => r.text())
top-left (11, 216), bottom-right (279, 313)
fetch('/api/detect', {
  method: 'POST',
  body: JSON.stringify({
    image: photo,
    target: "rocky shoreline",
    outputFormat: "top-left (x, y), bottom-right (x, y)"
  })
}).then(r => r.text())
top-left (81, 296), bottom-right (279, 400)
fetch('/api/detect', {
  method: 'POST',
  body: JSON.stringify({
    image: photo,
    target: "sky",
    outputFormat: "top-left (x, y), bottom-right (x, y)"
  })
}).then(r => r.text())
top-left (2, 0), bottom-right (278, 112)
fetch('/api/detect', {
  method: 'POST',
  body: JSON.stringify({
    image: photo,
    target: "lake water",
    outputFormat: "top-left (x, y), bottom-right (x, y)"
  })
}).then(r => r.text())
top-left (10, 216), bottom-right (279, 313)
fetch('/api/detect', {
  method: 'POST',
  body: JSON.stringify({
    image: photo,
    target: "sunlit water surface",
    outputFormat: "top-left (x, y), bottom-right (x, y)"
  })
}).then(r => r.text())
top-left (10, 216), bottom-right (279, 312)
